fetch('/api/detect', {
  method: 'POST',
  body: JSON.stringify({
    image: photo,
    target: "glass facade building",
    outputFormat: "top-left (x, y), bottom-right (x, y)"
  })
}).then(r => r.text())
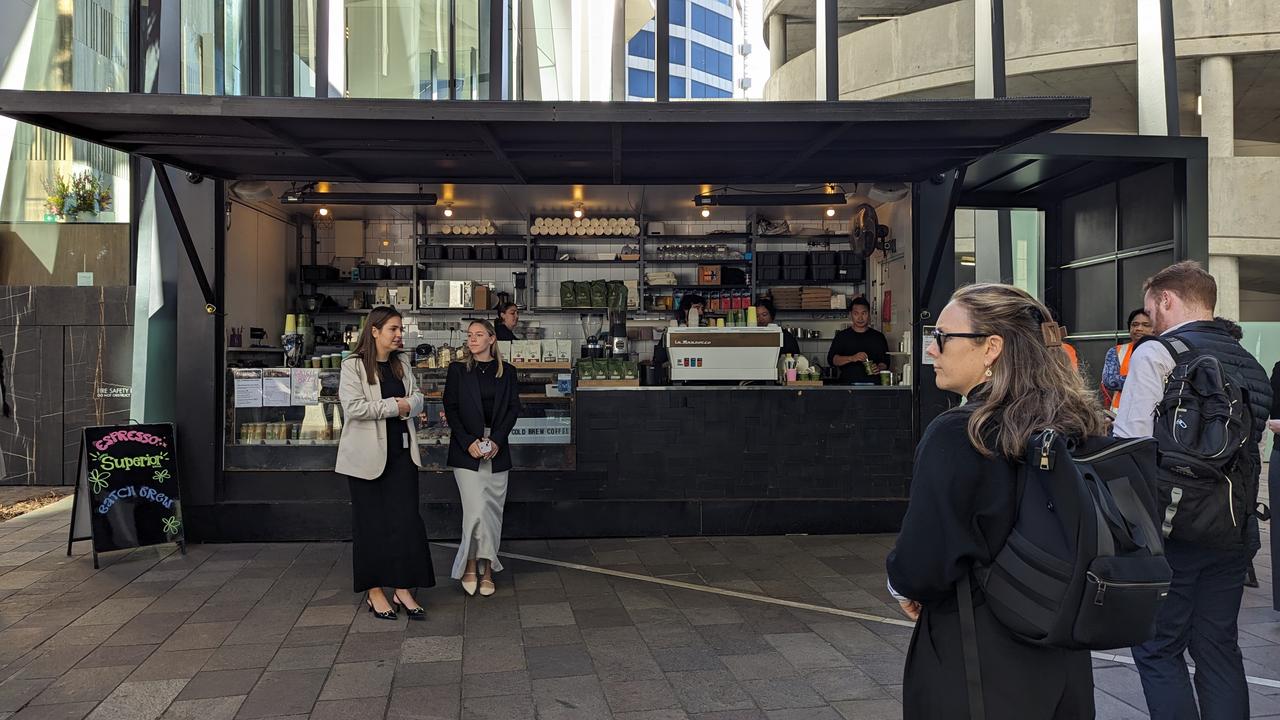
top-left (626, 0), bottom-right (739, 100)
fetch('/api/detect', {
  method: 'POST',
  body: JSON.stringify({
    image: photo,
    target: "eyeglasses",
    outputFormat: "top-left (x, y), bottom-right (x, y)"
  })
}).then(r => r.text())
top-left (931, 328), bottom-right (991, 352)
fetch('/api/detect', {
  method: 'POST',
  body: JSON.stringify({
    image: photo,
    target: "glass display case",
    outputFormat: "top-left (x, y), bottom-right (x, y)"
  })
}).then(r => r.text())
top-left (224, 362), bottom-right (575, 471)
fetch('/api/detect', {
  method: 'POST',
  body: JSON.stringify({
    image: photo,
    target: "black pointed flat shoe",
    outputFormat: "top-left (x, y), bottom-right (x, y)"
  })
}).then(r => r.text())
top-left (365, 594), bottom-right (397, 620)
top-left (392, 597), bottom-right (426, 620)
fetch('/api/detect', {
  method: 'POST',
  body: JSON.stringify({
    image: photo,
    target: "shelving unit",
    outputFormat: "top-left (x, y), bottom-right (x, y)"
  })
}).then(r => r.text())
top-left (409, 220), bottom-right (867, 316)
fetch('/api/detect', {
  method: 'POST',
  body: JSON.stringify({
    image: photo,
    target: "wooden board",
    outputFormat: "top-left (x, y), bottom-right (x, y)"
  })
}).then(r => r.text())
top-left (511, 362), bottom-right (573, 371)
top-left (784, 380), bottom-right (824, 387)
top-left (577, 379), bottom-right (640, 388)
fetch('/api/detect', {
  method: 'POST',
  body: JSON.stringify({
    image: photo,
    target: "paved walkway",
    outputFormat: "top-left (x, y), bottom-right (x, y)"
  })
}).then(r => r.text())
top-left (1, 493), bottom-right (1279, 719)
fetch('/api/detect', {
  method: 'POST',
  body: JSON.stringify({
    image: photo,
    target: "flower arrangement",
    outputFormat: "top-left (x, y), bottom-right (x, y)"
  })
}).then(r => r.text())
top-left (44, 171), bottom-right (113, 220)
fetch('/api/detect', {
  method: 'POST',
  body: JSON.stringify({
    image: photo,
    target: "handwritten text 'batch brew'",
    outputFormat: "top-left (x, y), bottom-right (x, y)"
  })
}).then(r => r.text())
top-left (97, 485), bottom-right (177, 515)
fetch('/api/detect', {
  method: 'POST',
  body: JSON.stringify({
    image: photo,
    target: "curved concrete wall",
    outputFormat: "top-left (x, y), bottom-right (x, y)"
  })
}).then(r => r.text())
top-left (1209, 157), bottom-right (1280, 258)
top-left (763, 0), bottom-right (1280, 102)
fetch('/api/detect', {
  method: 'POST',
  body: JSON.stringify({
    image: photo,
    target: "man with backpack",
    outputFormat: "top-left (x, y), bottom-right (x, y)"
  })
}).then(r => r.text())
top-left (1114, 261), bottom-right (1273, 719)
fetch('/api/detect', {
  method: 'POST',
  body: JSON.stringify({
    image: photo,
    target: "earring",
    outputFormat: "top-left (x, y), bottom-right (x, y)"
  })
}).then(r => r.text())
top-left (984, 366), bottom-right (993, 378)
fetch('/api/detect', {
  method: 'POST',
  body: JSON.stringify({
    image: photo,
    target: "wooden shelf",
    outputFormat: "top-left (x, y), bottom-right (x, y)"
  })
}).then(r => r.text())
top-left (577, 379), bottom-right (640, 388)
top-left (644, 284), bottom-right (751, 291)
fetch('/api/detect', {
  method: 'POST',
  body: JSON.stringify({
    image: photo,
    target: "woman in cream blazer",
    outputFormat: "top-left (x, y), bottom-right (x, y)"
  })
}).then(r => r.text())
top-left (337, 306), bottom-right (434, 620)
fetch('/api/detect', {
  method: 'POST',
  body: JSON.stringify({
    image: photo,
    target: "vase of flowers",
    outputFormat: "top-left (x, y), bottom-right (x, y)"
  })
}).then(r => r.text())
top-left (44, 171), bottom-right (113, 222)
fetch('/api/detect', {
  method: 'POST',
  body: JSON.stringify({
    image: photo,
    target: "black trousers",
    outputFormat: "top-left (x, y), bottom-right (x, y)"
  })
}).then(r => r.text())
top-left (347, 448), bottom-right (435, 593)
top-left (1132, 540), bottom-right (1248, 720)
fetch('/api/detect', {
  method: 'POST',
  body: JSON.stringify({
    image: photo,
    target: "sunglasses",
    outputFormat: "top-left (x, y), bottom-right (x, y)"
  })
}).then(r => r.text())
top-left (931, 328), bottom-right (991, 353)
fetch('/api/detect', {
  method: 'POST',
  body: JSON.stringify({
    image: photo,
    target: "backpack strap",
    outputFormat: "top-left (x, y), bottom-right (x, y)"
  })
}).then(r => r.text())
top-left (957, 572), bottom-right (986, 720)
top-left (1152, 335), bottom-right (1194, 363)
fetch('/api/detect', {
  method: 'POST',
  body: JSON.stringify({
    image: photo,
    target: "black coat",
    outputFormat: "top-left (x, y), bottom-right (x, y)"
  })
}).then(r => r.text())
top-left (887, 407), bottom-right (1093, 719)
top-left (443, 361), bottom-right (522, 472)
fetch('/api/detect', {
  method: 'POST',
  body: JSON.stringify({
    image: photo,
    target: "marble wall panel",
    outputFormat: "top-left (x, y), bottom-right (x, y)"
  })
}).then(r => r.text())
top-left (62, 325), bottom-right (134, 485)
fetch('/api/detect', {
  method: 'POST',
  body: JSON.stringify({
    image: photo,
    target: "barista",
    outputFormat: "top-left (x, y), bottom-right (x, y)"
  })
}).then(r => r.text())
top-left (653, 294), bottom-right (706, 368)
top-left (827, 297), bottom-right (890, 384)
top-left (495, 302), bottom-right (519, 341)
top-left (755, 298), bottom-right (801, 355)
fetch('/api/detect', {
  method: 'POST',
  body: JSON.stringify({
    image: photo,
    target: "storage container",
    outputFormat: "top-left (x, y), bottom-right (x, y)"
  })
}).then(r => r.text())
top-left (781, 252), bottom-right (809, 267)
top-left (447, 246), bottom-right (475, 261)
top-left (755, 251), bottom-right (782, 266)
top-left (533, 245), bottom-right (559, 261)
top-left (810, 251), bottom-right (838, 266)
top-left (782, 266), bottom-right (809, 281)
top-left (502, 245), bottom-right (527, 261)
top-left (477, 246), bottom-right (502, 261)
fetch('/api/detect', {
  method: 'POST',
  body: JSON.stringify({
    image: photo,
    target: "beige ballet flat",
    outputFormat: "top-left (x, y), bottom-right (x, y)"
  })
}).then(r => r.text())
top-left (479, 578), bottom-right (496, 597)
top-left (460, 572), bottom-right (478, 596)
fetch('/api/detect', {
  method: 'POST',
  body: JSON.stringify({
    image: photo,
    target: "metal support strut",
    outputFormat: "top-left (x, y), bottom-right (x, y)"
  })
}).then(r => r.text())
top-left (151, 160), bottom-right (217, 314)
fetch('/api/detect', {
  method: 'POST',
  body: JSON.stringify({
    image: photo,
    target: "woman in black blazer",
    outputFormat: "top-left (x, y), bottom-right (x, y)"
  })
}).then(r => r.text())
top-left (444, 320), bottom-right (521, 597)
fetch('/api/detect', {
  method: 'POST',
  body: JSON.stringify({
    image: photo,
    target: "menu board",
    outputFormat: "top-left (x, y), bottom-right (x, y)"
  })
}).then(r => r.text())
top-left (68, 423), bottom-right (184, 567)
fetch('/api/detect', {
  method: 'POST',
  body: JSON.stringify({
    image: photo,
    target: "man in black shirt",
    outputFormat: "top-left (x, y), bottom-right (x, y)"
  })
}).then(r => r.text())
top-left (827, 297), bottom-right (890, 384)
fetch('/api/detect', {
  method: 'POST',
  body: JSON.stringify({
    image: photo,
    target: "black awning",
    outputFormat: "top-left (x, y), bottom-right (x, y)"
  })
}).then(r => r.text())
top-left (0, 92), bottom-right (1090, 185)
top-left (961, 132), bottom-right (1206, 207)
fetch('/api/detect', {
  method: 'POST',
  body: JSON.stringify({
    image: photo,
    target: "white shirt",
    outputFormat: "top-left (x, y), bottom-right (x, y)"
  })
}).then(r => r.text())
top-left (1112, 321), bottom-right (1196, 439)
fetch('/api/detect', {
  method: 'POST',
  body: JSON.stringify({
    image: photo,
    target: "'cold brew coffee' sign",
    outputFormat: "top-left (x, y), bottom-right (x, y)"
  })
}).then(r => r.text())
top-left (68, 424), bottom-right (185, 567)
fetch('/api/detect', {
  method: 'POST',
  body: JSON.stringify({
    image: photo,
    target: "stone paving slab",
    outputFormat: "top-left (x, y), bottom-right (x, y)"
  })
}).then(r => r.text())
top-left (1, 482), bottom-right (1280, 718)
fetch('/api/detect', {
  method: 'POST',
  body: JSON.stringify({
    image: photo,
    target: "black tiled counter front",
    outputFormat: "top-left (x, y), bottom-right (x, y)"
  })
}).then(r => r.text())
top-left (201, 386), bottom-right (914, 542)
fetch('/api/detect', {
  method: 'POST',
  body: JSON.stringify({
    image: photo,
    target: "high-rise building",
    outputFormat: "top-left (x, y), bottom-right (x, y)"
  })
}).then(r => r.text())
top-left (626, 0), bottom-right (745, 100)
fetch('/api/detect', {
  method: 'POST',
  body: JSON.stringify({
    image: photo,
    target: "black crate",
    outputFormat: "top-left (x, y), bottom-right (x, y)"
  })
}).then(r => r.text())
top-left (758, 266), bottom-right (782, 281)
top-left (782, 266), bottom-right (809, 281)
top-left (418, 244), bottom-right (446, 261)
top-left (502, 245), bottom-right (527, 261)
top-left (810, 265), bottom-right (839, 282)
top-left (477, 246), bottom-right (502, 261)
top-left (838, 250), bottom-right (861, 265)
top-left (302, 265), bottom-right (340, 283)
top-left (357, 265), bottom-right (388, 280)
top-left (447, 246), bottom-right (475, 261)
top-left (781, 252), bottom-right (809, 267)
top-left (810, 251), bottom-right (838, 266)
top-left (755, 251), bottom-right (782, 266)
top-left (838, 263), bottom-right (865, 283)
top-left (389, 265), bottom-right (414, 281)
top-left (533, 245), bottom-right (559, 261)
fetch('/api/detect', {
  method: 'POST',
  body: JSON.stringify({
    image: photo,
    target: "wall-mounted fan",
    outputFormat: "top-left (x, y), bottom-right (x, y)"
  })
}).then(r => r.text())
top-left (850, 203), bottom-right (890, 257)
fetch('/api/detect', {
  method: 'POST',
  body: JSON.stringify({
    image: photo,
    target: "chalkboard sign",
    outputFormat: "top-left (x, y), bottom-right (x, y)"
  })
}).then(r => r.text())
top-left (67, 423), bottom-right (185, 568)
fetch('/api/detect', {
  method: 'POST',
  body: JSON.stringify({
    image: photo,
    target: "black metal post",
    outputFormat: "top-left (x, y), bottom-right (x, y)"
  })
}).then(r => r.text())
top-left (488, 0), bottom-right (507, 100)
top-left (151, 161), bottom-right (217, 314)
top-left (448, 0), bottom-right (458, 100)
top-left (656, 0), bottom-right (670, 101)
top-left (817, 0), bottom-right (838, 101)
top-left (316, 0), bottom-right (329, 97)
top-left (1158, 0), bottom-right (1180, 136)
top-left (983, 0), bottom-right (1003, 97)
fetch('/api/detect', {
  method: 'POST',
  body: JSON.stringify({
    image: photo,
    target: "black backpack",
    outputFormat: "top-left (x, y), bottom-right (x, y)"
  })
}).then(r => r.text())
top-left (1149, 336), bottom-right (1255, 549)
top-left (958, 430), bottom-right (1170, 720)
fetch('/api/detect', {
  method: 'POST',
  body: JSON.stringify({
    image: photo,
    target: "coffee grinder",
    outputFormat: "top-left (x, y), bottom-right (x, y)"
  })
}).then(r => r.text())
top-left (607, 309), bottom-right (628, 359)
top-left (579, 313), bottom-right (603, 358)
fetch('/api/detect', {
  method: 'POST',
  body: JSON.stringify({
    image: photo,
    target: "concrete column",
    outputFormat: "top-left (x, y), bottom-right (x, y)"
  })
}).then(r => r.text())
top-left (1200, 55), bottom-right (1234, 158)
top-left (768, 13), bottom-right (787, 73)
top-left (1209, 254), bottom-right (1240, 320)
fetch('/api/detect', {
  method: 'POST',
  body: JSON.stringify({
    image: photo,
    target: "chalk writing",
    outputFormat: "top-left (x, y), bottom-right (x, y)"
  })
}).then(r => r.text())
top-left (97, 485), bottom-right (176, 515)
top-left (92, 430), bottom-right (168, 452)
top-left (162, 516), bottom-right (181, 534)
top-left (94, 452), bottom-right (168, 472)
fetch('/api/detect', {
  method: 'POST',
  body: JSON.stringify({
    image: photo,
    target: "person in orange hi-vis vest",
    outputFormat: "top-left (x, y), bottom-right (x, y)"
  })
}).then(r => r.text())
top-left (1101, 308), bottom-right (1155, 409)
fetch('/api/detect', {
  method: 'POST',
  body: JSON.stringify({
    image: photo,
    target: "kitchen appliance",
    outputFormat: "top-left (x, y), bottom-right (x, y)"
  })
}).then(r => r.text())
top-left (513, 272), bottom-right (529, 308)
top-left (418, 280), bottom-right (476, 309)
top-left (607, 309), bottom-right (628, 358)
top-left (665, 327), bottom-right (783, 382)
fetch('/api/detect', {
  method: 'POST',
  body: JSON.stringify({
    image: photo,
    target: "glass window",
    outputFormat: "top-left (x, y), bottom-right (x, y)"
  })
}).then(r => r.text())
top-left (670, 0), bottom-right (686, 26)
top-left (670, 74), bottom-right (686, 98)
top-left (0, 0), bottom-right (131, 286)
top-left (343, 0), bottom-right (450, 99)
top-left (690, 80), bottom-right (729, 98)
top-left (628, 68), bottom-right (655, 98)
top-left (628, 30), bottom-right (656, 60)
top-left (690, 42), bottom-right (731, 81)
top-left (456, 0), bottom-right (480, 99)
top-left (294, 0), bottom-right (318, 97)
top-left (669, 36), bottom-right (686, 65)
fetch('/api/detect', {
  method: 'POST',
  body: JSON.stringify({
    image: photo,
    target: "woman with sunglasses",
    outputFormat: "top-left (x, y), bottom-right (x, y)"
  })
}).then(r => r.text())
top-left (886, 284), bottom-right (1106, 719)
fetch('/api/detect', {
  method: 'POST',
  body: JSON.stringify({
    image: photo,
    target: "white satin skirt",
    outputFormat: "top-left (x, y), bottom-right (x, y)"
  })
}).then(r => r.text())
top-left (450, 458), bottom-right (509, 579)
